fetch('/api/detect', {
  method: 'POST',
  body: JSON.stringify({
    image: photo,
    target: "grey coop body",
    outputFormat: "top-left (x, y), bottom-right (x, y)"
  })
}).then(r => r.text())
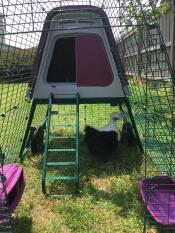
top-left (30, 6), bottom-right (128, 101)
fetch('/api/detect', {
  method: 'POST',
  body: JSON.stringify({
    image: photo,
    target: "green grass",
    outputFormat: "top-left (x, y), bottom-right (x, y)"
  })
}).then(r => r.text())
top-left (0, 83), bottom-right (47, 163)
top-left (0, 83), bottom-right (31, 162)
top-left (128, 77), bottom-right (174, 174)
top-left (12, 136), bottom-right (158, 233)
top-left (10, 98), bottom-right (171, 233)
top-left (13, 135), bottom-right (168, 233)
top-left (0, 80), bottom-right (173, 232)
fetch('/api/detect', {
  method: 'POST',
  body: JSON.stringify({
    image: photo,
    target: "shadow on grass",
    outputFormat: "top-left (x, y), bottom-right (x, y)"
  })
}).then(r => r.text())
top-left (25, 132), bottom-right (143, 196)
top-left (21, 130), bottom-right (148, 232)
top-left (158, 227), bottom-right (175, 233)
top-left (79, 135), bottom-right (143, 177)
top-left (21, 122), bottom-right (174, 232)
top-left (26, 131), bottom-right (143, 173)
top-left (143, 214), bottom-right (175, 233)
top-left (13, 216), bottom-right (33, 233)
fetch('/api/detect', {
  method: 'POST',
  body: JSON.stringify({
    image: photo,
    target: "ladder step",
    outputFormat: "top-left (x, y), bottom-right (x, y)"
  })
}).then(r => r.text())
top-left (42, 94), bottom-right (80, 195)
top-left (46, 161), bottom-right (76, 166)
top-left (48, 148), bottom-right (76, 152)
top-left (51, 111), bottom-right (59, 114)
top-left (50, 124), bottom-right (76, 127)
top-left (46, 175), bottom-right (78, 180)
top-left (49, 136), bottom-right (76, 139)
top-left (50, 113), bottom-right (76, 116)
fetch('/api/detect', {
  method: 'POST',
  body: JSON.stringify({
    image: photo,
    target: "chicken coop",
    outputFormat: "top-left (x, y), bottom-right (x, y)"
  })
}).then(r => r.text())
top-left (0, 0), bottom-right (175, 232)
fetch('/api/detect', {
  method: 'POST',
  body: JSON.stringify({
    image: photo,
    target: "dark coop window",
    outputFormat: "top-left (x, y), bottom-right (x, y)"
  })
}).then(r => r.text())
top-left (47, 37), bottom-right (76, 83)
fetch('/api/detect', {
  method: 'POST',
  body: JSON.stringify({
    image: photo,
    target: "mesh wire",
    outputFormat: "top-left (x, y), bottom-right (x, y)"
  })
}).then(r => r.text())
top-left (117, 24), bottom-right (175, 174)
top-left (0, 0), bottom-right (174, 231)
top-left (0, 0), bottom-right (173, 166)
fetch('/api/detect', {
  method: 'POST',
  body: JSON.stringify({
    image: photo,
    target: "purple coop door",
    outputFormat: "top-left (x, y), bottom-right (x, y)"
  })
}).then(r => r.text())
top-left (75, 34), bottom-right (113, 86)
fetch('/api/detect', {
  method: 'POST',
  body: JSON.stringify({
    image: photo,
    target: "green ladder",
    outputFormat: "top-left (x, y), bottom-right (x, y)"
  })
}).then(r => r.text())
top-left (42, 93), bottom-right (80, 196)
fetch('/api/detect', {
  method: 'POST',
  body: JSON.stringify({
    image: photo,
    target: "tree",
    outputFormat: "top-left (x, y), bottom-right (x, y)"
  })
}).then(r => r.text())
top-left (154, 0), bottom-right (172, 16)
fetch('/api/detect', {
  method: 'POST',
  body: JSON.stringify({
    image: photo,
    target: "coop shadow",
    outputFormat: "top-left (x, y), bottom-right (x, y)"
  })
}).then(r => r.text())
top-left (26, 127), bottom-right (143, 169)
top-left (13, 216), bottom-right (33, 233)
top-left (27, 132), bottom-right (143, 195)
top-left (79, 134), bottom-right (143, 177)
top-left (79, 133), bottom-right (144, 220)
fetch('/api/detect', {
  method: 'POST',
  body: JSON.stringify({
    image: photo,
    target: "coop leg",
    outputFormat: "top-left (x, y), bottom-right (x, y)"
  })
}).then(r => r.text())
top-left (120, 101), bottom-right (144, 153)
top-left (19, 101), bottom-right (37, 160)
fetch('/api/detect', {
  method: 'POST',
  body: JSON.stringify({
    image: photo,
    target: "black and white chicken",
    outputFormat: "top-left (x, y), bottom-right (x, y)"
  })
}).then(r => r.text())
top-left (84, 112), bottom-right (122, 161)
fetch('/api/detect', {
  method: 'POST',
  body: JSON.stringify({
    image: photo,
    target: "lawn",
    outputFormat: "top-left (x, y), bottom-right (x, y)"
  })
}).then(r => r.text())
top-left (14, 139), bottom-right (146, 233)
top-left (0, 82), bottom-right (31, 162)
top-left (0, 80), bottom-right (172, 233)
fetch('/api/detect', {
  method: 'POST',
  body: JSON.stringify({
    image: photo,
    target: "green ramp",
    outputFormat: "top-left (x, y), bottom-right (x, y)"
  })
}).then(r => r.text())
top-left (42, 93), bottom-right (80, 196)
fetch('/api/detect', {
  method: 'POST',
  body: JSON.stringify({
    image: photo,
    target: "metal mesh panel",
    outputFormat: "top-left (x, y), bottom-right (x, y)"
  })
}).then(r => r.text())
top-left (0, 0), bottom-right (174, 231)
top-left (0, 80), bottom-right (31, 163)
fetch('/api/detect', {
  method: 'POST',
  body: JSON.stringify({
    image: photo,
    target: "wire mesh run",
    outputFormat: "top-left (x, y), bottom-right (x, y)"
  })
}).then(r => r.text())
top-left (0, 0), bottom-right (174, 232)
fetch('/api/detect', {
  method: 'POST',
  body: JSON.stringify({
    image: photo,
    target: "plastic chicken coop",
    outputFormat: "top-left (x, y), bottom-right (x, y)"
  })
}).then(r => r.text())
top-left (0, 0), bottom-right (175, 232)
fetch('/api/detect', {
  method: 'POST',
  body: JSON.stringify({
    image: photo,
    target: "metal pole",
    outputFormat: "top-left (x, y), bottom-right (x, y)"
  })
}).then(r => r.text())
top-left (171, 0), bottom-right (175, 76)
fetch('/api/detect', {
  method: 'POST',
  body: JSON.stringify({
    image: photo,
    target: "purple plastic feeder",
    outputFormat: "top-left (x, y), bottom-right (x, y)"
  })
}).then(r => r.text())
top-left (0, 164), bottom-right (25, 223)
top-left (140, 176), bottom-right (175, 226)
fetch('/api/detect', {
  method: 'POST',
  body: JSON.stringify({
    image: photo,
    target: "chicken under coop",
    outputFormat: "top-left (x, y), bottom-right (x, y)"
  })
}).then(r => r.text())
top-left (0, 0), bottom-right (174, 232)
